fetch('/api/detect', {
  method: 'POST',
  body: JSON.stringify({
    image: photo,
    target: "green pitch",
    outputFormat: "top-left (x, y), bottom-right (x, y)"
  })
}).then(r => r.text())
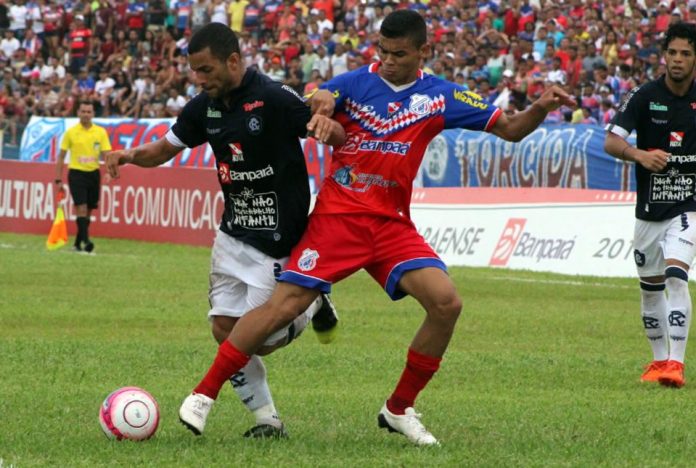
top-left (0, 232), bottom-right (693, 467)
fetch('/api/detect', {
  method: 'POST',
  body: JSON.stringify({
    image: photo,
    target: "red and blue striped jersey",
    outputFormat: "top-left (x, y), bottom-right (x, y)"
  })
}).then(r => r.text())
top-left (313, 62), bottom-right (502, 220)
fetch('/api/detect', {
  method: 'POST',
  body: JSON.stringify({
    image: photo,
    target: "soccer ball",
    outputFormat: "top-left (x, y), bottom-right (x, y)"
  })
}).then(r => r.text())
top-left (99, 387), bottom-right (160, 441)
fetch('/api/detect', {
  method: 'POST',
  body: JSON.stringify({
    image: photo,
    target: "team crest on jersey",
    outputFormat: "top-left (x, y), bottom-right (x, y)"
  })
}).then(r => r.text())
top-left (670, 132), bottom-right (684, 148)
top-left (409, 94), bottom-right (433, 116)
top-left (229, 142), bottom-right (244, 162)
top-left (218, 162), bottom-right (231, 184)
top-left (387, 101), bottom-right (402, 116)
top-left (247, 115), bottom-right (263, 135)
top-left (298, 248), bottom-right (319, 271)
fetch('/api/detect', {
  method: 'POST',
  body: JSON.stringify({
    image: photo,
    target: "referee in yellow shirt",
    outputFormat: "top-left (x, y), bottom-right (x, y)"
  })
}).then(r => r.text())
top-left (55, 100), bottom-right (112, 253)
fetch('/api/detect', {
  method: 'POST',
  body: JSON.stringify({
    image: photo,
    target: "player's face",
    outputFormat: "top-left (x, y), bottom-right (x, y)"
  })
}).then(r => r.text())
top-left (664, 37), bottom-right (696, 83)
top-left (377, 35), bottom-right (429, 86)
top-left (188, 47), bottom-right (240, 98)
top-left (77, 104), bottom-right (94, 126)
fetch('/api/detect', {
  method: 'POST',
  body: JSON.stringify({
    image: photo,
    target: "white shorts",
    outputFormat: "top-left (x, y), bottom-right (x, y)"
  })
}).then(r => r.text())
top-left (208, 230), bottom-right (294, 346)
top-left (633, 212), bottom-right (696, 277)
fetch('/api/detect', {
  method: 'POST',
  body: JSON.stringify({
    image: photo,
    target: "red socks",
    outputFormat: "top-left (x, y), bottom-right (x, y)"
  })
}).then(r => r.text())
top-left (386, 348), bottom-right (441, 415)
top-left (194, 340), bottom-right (250, 399)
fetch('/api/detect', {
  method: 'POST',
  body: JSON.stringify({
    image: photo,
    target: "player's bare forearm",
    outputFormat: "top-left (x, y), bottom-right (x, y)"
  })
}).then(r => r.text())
top-left (604, 132), bottom-right (632, 161)
top-left (604, 132), bottom-right (669, 172)
top-left (105, 139), bottom-right (181, 179)
top-left (498, 102), bottom-right (548, 142)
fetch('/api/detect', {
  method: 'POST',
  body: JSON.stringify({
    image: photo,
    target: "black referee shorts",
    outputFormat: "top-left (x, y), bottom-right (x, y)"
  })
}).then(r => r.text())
top-left (68, 169), bottom-right (100, 209)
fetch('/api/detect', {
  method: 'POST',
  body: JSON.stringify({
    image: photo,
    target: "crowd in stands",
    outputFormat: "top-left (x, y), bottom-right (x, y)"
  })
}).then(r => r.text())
top-left (0, 0), bottom-right (691, 146)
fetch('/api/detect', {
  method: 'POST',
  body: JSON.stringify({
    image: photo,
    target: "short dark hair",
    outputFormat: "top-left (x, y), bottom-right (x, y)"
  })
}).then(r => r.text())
top-left (189, 23), bottom-right (240, 62)
top-left (380, 10), bottom-right (427, 48)
top-left (78, 100), bottom-right (95, 109)
top-left (663, 21), bottom-right (696, 54)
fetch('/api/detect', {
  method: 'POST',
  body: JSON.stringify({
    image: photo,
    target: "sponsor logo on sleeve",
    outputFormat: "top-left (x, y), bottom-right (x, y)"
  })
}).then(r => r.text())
top-left (453, 89), bottom-right (489, 110)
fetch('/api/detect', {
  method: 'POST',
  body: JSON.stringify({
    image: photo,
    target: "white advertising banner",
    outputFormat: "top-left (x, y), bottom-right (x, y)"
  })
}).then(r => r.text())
top-left (411, 188), bottom-right (638, 278)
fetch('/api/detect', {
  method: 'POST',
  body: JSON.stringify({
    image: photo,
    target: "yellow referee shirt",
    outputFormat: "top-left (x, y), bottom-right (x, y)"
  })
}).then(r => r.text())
top-left (60, 123), bottom-right (112, 172)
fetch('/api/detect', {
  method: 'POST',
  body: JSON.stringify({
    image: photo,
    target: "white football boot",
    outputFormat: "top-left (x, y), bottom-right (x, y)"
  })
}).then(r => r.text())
top-left (377, 403), bottom-right (440, 446)
top-left (179, 393), bottom-right (214, 435)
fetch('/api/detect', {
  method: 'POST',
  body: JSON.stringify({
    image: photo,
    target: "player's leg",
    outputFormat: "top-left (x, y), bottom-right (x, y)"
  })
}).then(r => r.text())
top-left (180, 214), bottom-right (366, 435)
top-left (375, 267), bottom-right (459, 446)
top-left (368, 220), bottom-right (457, 446)
top-left (67, 169), bottom-right (89, 251)
top-left (82, 170), bottom-right (99, 252)
top-left (203, 233), bottom-right (299, 437)
top-left (634, 219), bottom-right (669, 382)
top-left (180, 282), bottom-right (319, 435)
top-left (658, 213), bottom-right (696, 387)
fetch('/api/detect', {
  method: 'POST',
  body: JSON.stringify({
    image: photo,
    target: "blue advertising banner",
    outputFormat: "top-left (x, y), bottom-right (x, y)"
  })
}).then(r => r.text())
top-left (418, 124), bottom-right (636, 191)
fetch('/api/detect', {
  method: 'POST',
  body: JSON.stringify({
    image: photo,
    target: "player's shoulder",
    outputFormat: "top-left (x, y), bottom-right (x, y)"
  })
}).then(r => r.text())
top-left (179, 91), bottom-right (211, 117)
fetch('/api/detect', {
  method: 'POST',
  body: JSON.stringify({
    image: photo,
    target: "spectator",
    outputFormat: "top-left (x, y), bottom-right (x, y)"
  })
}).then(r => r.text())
top-left (0, 29), bottom-right (19, 59)
top-left (9, 0), bottom-right (28, 40)
top-left (164, 86), bottom-right (186, 116)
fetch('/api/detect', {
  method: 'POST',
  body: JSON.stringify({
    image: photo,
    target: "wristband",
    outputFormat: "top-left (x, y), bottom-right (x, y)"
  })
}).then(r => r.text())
top-left (54, 179), bottom-right (62, 183)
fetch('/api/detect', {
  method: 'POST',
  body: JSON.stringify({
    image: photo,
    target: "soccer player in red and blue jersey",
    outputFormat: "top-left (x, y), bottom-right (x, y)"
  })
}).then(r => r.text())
top-left (180, 10), bottom-right (575, 445)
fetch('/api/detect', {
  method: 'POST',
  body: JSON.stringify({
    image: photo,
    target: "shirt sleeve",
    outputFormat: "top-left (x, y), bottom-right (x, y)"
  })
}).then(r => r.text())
top-left (442, 83), bottom-right (502, 131)
top-left (319, 69), bottom-right (353, 112)
top-left (169, 94), bottom-right (208, 148)
top-left (268, 83), bottom-right (312, 138)
top-left (60, 128), bottom-right (71, 151)
top-left (100, 127), bottom-right (112, 151)
top-left (605, 85), bottom-right (642, 139)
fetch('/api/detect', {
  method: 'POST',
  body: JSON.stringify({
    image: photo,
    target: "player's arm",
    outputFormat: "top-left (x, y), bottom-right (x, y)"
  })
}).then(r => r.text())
top-left (490, 84), bottom-right (575, 142)
top-left (306, 89), bottom-right (336, 116)
top-left (105, 138), bottom-right (182, 180)
top-left (54, 148), bottom-right (67, 190)
top-left (604, 131), bottom-right (669, 173)
top-left (306, 114), bottom-right (346, 147)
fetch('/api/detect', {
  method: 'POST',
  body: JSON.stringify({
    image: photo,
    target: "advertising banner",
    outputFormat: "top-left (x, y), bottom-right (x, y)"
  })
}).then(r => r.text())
top-left (18, 118), bottom-right (634, 195)
top-left (1, 160), bottom-right (640, 277)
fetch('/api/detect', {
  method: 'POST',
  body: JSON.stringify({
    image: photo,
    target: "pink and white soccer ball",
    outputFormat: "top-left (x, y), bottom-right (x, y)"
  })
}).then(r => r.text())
top-left (99, 387), bottom-right (160, 441)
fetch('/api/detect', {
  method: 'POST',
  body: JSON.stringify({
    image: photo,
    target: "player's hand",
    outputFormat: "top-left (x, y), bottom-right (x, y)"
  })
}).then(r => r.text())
top-left (104, 150), bottom-right (134, 180)
top-left (309, 89), bottom-right (336, 116)
top-left (636, 149), bottom-right (670, 172)
top-left (306, 114), bottom-right (335, 144)
top-left (535, 85), bottom-right (576, 112)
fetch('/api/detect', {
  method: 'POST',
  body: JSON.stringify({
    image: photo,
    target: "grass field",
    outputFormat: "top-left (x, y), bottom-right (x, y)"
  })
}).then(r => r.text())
top-left (1, 231), bottom-right (695, 467)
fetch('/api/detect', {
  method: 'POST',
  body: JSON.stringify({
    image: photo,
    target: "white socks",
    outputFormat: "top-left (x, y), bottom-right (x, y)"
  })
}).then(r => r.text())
top-left (229, 355), bottom-right (281, 427)
top-left (640, 282), bottom-right (669, 362)
top-left (665, 267), bottom-right (692, 363)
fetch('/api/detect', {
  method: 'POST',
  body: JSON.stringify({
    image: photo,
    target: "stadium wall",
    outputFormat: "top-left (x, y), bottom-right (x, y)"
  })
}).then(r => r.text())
top-left (0, 160), bottom-right (638, 277)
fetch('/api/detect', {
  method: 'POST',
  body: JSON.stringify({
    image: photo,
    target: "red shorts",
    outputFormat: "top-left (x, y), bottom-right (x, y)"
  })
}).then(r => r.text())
top-left (278, 214), bottom-right (446, 300)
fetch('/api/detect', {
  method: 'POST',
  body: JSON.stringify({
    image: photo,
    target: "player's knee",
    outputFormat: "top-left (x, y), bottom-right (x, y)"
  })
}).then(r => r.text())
top-left (427, 292), bottom-right (462, 325)
top-left (665, 265), bottom-right (689, 290)
top-left (211, 315), bottom-right (237, 344)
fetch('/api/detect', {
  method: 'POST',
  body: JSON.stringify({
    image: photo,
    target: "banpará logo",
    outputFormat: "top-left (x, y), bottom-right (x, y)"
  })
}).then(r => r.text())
top-left (453, 89), bottom-right (489, 110)
top-left (649, 101), bottom-right (668, 111)
top-left (357, 139), bottom-right (411, 155)
top-left (230, 165), bottom-right (275, 181)
top-left (207, 107), bottom-right (222, 118)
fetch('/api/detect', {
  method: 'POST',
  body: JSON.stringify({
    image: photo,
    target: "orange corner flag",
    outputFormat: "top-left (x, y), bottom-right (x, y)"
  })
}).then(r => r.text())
top-left (46, 192), bottom-right (68, 251)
